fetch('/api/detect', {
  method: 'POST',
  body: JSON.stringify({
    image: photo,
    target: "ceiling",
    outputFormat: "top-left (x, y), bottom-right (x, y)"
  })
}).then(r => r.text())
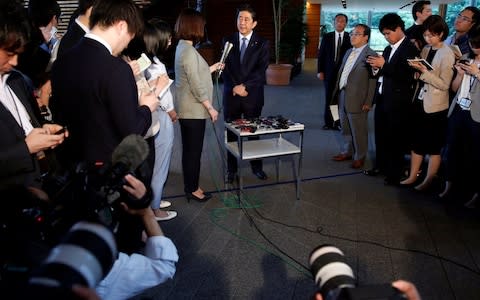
top-left (307, 0), bottom-right (458, 11)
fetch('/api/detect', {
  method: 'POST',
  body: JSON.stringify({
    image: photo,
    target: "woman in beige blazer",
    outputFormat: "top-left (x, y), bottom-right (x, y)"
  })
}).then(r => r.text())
top-left (174, 8), bottom-right (222, 202)
top-left (401, 15), bottom-right (455, 190)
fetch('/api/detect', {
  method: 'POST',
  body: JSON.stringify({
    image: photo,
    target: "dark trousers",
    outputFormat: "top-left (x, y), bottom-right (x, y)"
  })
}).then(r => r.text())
top-left (179, 119), bottom-right (205, 193)
top-left (323, 79), bottom-right (334, 127)
top-left (224, 97), bottom-right (263, 173)
top-left (374, 96), bottom-right (409, 180)
top-left (444, 105), bottom-right (480, 195)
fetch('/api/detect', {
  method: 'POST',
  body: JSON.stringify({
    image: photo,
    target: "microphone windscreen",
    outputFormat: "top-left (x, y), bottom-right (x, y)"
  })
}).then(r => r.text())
top-left (111, 134), bottom-right (149, 172)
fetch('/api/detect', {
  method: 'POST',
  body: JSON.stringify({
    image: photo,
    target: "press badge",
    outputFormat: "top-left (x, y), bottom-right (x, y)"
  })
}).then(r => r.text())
top-left (417, 87), bottom-right (426, 100)
top-left (457, 97), bottom-right (472, 110)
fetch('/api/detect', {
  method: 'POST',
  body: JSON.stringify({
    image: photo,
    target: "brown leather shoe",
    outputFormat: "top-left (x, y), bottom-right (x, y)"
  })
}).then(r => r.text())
top-left (351, 159), bottom-right (364, 169)
top-left (332, 153), bottom-right (353, 161)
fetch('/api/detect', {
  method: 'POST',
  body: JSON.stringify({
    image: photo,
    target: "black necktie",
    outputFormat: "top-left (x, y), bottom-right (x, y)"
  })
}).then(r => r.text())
top-left (336, 34), bottom-right (342, 62)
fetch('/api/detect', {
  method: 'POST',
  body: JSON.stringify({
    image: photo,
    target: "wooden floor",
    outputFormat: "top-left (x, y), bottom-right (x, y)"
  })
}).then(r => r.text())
top-left (132, 59), bottom-right (480, 299)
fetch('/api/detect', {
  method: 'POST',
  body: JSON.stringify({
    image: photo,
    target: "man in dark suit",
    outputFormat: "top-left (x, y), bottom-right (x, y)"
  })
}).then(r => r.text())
top-left (317, 13), bottom-right (351, 130)
top-left (51, 0), bottom-right (159, 166)
top-left (56, 0), bottom-right (94, 58)
top-left (331, 24), bottom-right (377, 169)
top-left (366, 13), bottom-right (419, 185)
top-left (0, 2), bottom-right (66, 191)
top-left (405, 1), bottom-right (432, 51)
top-left (51, 0), bottom-right (162, 254)
top-left (222, 3), bottom-right (270, 183)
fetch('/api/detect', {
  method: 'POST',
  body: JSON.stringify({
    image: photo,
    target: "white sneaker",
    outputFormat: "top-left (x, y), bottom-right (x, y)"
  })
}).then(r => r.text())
top-left (159, 200), bottom-right (171, 209)
top-left (154, 210), bottom-right (177, 221)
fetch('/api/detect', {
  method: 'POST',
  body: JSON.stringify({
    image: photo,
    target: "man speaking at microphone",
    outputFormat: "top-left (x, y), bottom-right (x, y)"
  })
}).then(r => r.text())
top-left (222, 3), bottom-right (270, 183)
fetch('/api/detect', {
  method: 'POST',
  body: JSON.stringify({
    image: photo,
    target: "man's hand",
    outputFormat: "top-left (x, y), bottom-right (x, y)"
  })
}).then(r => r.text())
top-left (232, 84), bottom-right (248, 97)
top-left (25, 127), bottom-right (66, 154)
top-left (139, 91), bottom-right (160, 112)
top-left (366, 55), bottom-right (385, 69)
top-left (392, 280), bottom-right (421, 300)
top-left (317, 72), bottom-right (325, 80)
top-left (122, 174), bottom-right (146, 200)
top-left (361, 104), bottom-right (371, 112)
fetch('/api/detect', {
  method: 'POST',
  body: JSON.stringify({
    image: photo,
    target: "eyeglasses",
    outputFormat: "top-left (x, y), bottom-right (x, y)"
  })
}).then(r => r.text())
top-left (350, 32), bottom-right (365, 37)
top-left (456, 14), bottom-right (472, 22)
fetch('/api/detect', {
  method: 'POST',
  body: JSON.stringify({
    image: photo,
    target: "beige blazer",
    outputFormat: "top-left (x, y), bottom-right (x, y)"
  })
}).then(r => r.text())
top-left (174, 40), bottom-right (212, 119)
top-left (448, 54), bottom-right (480, 122)
top-left (417, 44), bottom-right (455, 113)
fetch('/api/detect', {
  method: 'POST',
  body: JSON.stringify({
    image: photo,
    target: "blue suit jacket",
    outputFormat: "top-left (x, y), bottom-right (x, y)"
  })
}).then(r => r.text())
top-left (51, 38), bottom-right (151, 164)
top-left (221, 31), bottom-right (269, 119)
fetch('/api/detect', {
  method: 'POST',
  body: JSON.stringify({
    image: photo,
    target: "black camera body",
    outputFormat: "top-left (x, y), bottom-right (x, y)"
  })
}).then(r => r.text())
top-left (309, 245), bottom-right (407, 300)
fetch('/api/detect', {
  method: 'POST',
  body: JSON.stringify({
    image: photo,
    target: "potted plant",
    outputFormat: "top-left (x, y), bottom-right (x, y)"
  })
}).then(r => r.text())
top-left (266, 0), bottom-right (307, 85)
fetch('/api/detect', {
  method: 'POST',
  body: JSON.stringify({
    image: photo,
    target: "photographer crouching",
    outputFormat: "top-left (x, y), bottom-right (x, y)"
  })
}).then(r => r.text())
top-left (1, 2), bottom-right (178, 298)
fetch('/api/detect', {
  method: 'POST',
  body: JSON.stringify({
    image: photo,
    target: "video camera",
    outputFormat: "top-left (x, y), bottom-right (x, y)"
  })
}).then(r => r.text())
top-left (309, 244), bottom-right (407, 300)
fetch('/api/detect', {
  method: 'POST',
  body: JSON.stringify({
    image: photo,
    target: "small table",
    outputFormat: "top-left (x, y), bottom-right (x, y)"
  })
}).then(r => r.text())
top-left (224, 122), bottom-right (304, 200)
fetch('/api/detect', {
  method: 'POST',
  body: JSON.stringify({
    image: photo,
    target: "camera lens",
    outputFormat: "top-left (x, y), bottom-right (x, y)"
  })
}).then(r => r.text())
top-left (28, 221), bottom-right (118, 296)
top-left (309, 244), bottom-right (355, 298)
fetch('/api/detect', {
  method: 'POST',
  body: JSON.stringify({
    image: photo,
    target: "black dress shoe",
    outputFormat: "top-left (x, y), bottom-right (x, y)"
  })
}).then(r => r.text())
top-left (252, 170), bottom-right (267, 180)
top-left (363, 168), bottom-right (380, 176)
top-left (384, 177), bottom-right (400, 186)
top-left (322, 125), bottom-right (333, 130)
top-left (186, 192), bottom-right (212, 203)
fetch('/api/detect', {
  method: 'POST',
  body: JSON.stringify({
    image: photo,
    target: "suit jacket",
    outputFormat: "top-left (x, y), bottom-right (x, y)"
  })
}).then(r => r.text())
top-left (174, 39), bottom-right (213, 120)
top-left (221, 31), bottom-right (269, 112)
top-left (51, 37), bottom-right (151, 164)
top-left (375, 37), bottom-right (419, 112)
top-left (0, 70), bottom-right (43, 189)
top-left (57, 20), bottom-right (87, 58)
top-left (417, 44), bottom-right (455, 113)
top-left (317, 31), bottom-right (352, 82)
top-left (448, 55), bottom-right (480, 122)
top-left (332, 45), bottom-right (377, 112)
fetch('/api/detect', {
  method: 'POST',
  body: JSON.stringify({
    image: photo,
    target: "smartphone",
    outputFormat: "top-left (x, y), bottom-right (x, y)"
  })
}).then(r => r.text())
top-left (458, 59), bottom-right (470, 65)
top-left (55, 126), bottom-right (67, 135)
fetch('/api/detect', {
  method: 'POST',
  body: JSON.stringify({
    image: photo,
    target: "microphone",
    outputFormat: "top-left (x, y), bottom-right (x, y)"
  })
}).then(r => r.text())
top-left (218, 41), bottom-right (233, 76)
top-left (111, 134), bottom-right (149, 173)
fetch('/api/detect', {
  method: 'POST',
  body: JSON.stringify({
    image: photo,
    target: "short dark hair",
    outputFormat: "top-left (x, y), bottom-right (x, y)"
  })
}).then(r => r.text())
top-left (90, 0), bottom-right (143, 36)
top-left (236, 3), bottom-right (257, 22)
top-left (468, 27), bottom-right (480, 55)
top-left (78, 0), bottom-right (96, 15)
top-left (28, 0), bottom-right (61, 27)
top-left (379, 13), bottom-right (405, 33)
top-left (463, 6), bottom-right (480, 34)
top-left (335, 13), bottom-right (348, 24)
top-left (354, 24), bottom-right (371, 42)
top-left (174, 8), bottom-right (205, 44)
top-left (412, 1), bottom-right (431, 21)
top-left (0, 1), bottom-right (30, 52)
top-left (422, 15), bottom-right (449, 41)
top-left (143, 19), bottom-right (172, 58)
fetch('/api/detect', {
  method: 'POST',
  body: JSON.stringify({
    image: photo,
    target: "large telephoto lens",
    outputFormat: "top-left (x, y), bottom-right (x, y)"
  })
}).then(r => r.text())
top-left (28, 221), bottom-right (118, 298)
top-left (309, 244), bottom-right (356, 299)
